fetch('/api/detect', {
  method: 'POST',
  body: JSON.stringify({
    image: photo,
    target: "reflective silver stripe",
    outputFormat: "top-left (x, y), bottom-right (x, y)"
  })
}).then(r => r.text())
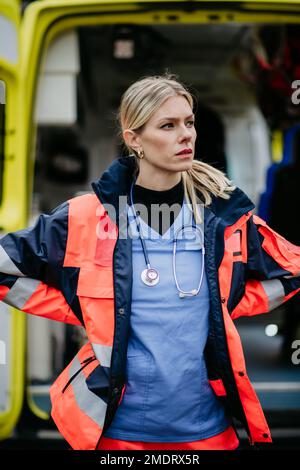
top-left (92, 343), bottom-right (112, 368)
top-left (261, 279), bottom-right (285, 311)
top-left (0, 245), bottom-right (26, 276)
top-left (70, 356), bottom-right (107, 429)
top-left (253, 382), bottom-right (300, 392)
top-left (2, 278), bottom-right (40, 309)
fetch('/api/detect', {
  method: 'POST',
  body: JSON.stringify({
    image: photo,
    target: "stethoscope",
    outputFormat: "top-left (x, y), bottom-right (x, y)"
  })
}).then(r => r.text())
top-left (129, 179), bottom-right (205, 298)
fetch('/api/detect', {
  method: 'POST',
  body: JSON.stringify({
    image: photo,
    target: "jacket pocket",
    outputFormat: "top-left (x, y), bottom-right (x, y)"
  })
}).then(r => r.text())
top-left (62, 355), bottom-right (97, 393)
top-left (76, 268), bottom-right (115, 350)
top-left (50, 342), bottom-right (108, 450)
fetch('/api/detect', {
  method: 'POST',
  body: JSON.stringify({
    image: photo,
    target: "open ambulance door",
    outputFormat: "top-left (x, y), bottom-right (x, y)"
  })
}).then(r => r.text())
top-left (0, 0), bottom-right (25, 440)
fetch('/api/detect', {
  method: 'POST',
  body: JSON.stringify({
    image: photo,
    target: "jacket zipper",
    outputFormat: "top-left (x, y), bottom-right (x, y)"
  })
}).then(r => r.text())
top-left (95, 236), bottom-right (120, 449)
top-left (95, 196), bottom-right (131, 449)
top-left (206, 214), bottom-right (252, 445)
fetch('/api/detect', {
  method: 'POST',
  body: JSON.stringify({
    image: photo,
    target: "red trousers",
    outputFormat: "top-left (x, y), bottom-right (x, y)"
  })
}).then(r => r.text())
top-left (97, 425), bottom-right (239, 450)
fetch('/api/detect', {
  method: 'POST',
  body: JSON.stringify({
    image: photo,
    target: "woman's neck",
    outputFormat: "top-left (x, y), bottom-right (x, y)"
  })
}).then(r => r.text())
top-left (132, 178), bottom-right (184, 236)
top-left (135, 164), bottom-right (182, 191)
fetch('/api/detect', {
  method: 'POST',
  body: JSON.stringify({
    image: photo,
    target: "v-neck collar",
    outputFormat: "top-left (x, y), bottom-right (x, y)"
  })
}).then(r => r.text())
top-left (128, 196), bottom-right (204, 244)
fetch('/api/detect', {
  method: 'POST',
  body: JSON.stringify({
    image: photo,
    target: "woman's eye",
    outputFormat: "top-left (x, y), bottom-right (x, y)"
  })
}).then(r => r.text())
top-left (161, 120), bottom-right (194, 129)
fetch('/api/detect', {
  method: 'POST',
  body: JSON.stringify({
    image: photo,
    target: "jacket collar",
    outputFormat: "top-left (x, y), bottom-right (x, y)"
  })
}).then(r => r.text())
top-left (91, 156), bottom-right (255, 226)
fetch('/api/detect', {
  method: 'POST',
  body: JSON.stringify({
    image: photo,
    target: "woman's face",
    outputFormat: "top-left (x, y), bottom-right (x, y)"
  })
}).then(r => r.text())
top-left (125, 95), bottom-right (197, 175)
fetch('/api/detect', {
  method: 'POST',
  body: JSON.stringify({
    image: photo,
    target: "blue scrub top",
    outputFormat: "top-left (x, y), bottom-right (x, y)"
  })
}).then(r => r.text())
top-left (104, 197), bottom-right (231, 442)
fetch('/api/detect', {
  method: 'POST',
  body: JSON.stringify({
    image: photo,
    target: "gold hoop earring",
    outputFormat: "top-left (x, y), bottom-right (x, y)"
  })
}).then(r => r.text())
top-left (137, 149), bottom-right (145, 160)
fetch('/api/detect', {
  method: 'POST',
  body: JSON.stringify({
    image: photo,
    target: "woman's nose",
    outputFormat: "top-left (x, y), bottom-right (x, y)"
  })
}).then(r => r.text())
top-left (179, 127), bottom-right (193, 142)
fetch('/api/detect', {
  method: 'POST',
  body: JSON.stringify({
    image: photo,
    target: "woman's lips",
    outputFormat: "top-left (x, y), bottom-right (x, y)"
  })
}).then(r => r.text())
top-left (175, 150), bottom-right (193, 159)
top-left (176, 148), bottom-right (192, 155)
top-left (176, 148), bottom-right (193, 158)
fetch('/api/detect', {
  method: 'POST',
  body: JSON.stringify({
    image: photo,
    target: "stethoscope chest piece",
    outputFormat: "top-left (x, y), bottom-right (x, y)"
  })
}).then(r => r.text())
top-left (141, 267), bottom-right (160, 286)
top-left (130, 177), bottom-right (204, 295)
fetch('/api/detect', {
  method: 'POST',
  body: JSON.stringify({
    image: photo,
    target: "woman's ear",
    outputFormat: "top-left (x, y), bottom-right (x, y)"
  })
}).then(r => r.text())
top-left (123, 129), bottom-right (141, 153)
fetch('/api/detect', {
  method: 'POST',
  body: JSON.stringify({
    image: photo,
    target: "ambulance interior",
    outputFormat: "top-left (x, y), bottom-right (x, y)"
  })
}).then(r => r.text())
top-left (27, 22), bottom-right (300, 435)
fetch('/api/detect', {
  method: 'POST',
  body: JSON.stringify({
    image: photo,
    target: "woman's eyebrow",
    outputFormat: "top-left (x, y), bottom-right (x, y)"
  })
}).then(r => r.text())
top-left (157, 114), bottom-right (195, 123)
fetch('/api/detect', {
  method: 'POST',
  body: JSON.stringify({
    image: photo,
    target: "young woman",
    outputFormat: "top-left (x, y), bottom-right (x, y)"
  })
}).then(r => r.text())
top-left (1, 74), bottom-right (300, 451)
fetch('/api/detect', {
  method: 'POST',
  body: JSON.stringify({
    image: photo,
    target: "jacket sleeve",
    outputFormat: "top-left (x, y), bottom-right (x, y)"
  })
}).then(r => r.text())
top-left (0, 202), bottom-right (82, 325)
top-left (231, 212), bottom-right (300, 320)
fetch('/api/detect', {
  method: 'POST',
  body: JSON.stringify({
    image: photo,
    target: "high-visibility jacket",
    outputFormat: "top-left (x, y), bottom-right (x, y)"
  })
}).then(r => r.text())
top-left (1, 156), bottom-right (300, 450)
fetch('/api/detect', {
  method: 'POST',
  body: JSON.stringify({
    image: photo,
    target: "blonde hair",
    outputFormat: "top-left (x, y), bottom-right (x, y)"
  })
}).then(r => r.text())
top-left (118, 73), bottom-right (236, 223)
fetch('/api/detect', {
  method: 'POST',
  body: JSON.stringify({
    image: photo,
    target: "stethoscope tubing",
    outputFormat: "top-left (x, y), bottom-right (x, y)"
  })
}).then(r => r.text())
top-left (130, 178), bottom-right (151, 268)
top-left (129, 178), bottom-right (205, 297)
top-left (172, 224), bottom-right (205, 297)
